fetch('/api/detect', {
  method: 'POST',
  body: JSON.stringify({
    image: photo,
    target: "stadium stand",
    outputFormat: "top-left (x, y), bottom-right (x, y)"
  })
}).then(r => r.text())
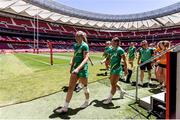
top-left (13, 18), bottom-right (33, 27)
top-left (0, 15), bottom-right (180, 51)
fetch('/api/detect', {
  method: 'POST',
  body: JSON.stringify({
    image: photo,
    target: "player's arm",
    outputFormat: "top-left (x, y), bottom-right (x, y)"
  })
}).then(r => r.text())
top-left (135, 51), bottom-right (138, 59)
top-left (137, 51), bottom-right (141, 65)
top-left (134, 48), bottom-right (137, 58)
top-left (121, 54), bottom-right (128, 76)
top-left (70, 55), bottom-right (75, 73)
top-left (100, 55), bottom-right (109, 64)
top-left (89, 57), bottom-right (94, 66)
top-left (72, 51), bottom-right (89, 74)
top-left (102, 51), bottom-right (105, 57)
top-left (136, 48), bottom-right (140, 59)
top-left (69, 57), bottom-right (73, 65)
top-left (126, 49), bottom-right (129, 57)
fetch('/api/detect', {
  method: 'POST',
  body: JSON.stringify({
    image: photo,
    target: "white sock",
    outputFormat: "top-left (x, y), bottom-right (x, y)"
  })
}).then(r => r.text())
top-left (78, 83), bottom-right (83, 87)
top-left (64, 101), bottom-right (69, 108)
top-left (85, 99), bottom-right (89, 103)
top-left (116, 87), bottom-right (120, 93)
top-left (108, 93), bottom-right (113, 100)
top-left (124, 75), bottom-right (127, 80)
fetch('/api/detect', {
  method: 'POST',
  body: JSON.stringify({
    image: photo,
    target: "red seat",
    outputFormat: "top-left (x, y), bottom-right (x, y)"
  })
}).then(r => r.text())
top-left (45, 29), bottom-right (60, 35)
top-left (0, 16), bottom-right (12, 24)
top-left (63, 26), bottom-right (76, 33)
top-left (34, 21), bottom-right (50, 29)
top-left (7, 24), bottom-right (26, 31)
top-left (0, 23), bottom-right (7, 28)
top-left (13, 18), bottom-right (33, 27)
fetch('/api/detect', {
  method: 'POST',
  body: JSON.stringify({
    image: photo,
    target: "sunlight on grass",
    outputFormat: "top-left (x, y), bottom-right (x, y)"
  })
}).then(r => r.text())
top-left (0, 52), bottom-right (105, 106)
top-left (0, 52), bottom-right (156, 108)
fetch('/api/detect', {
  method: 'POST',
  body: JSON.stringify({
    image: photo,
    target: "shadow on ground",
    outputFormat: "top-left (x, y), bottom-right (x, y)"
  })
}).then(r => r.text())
top-left (148, 88), bottom-right (163, 94)
top-left (49, 107), bottom-right (84, 119)
top-left (96, 73), bottom-right (108, 76)
top-left (90, 99), bottom-right (120, 109)
top-left (49, 98), bottom-right (121, 119)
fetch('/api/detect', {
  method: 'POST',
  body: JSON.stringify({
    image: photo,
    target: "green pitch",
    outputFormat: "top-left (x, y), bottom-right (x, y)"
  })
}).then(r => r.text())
top-left (0, 52), bottom-right (157, 119)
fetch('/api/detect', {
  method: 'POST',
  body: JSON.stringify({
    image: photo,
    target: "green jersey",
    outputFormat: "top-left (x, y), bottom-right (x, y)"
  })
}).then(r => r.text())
top-left (139, 47), bottom-right (154, 62)
top-left (128, 46), bottom-right (136, 59)
top-left (73, 41), bottom-right (89, 73)
top-left (104, 46), bottom-right (112, 57)
top-left (73, 41), bottom-right (89, 63)
top-left (108, 47), bottom-right (125, 75)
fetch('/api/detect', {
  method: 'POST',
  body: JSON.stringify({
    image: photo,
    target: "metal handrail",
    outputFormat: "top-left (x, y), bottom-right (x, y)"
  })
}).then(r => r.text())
top-left (135, 43), bottom-right (180, 102)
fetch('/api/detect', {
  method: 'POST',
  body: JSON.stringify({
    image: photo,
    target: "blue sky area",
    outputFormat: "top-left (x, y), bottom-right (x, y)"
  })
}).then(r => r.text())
top-left (55, 0), bottom-right (180, 15)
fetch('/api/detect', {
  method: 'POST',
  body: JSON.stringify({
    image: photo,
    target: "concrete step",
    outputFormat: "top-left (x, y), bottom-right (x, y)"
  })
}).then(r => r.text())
top-left (139, 96), bottom-right (151, 110)
top-left (139, 92), bottom-right (165, 111)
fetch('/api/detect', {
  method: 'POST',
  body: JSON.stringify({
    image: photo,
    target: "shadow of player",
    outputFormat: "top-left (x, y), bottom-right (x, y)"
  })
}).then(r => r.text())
top-left (49, 98), bottom-right (121, 119)
top-left (99, 68), bottom-right (107, 71)
top-left (61, 85), bottom-right (82, 93)
top-left (131, 82), bottom-right (149, 88)
top-left (49, 106), bottom-right (85, 119)
top-left (89, 99), bottom-right (120, 109)
top-left (148, 88), bottom-right (163, 94)
top-left (96, 73), bottom-right (108, 76)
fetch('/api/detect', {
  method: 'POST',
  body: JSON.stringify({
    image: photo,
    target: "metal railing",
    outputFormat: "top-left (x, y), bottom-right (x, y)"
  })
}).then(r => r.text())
top-left (135, 43), bottom-right (180, 102)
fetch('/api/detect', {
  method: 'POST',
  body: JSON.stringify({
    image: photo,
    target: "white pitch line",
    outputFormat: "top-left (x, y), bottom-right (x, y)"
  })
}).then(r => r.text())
top-left (20, 54), bottom-right (50, 65)
top-left (28, 53), bottom-right (71, 60)
top-left (27, 53), bottom-right (102, 65)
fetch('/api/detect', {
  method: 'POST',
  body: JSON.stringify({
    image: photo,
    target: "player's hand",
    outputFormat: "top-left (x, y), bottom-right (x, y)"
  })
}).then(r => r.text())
top-left (137, 61), bottom-right (141, 65)
top-left (72, 68), bottom-right (79, 74)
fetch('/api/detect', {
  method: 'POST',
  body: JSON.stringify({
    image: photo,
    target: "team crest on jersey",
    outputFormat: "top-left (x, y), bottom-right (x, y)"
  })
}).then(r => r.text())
top-left (111, 52), bottom-right (118, 59)
top-left (113, 52), bottom-right (118, 57)
top-left (77, 49), bottom-right (82, 53)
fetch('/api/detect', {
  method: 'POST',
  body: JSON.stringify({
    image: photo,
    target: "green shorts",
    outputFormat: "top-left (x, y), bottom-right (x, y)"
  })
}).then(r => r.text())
top-left (110, 67), bottom-right (123, 76)
top-left (77, 69), bottom-right (88, 78)
top-left (72, 63), bottom-right (88, 79)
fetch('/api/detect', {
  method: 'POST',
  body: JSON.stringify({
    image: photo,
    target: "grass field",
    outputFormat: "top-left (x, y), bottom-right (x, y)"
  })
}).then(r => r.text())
top-left (0, 52), bottom-right (158, 119)
top-left (0, 52), bottom-right (105, 105)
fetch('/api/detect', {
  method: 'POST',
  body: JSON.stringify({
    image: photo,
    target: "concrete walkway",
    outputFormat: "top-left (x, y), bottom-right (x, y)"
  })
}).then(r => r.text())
top-left (0, 80), bottom-right (153, 119)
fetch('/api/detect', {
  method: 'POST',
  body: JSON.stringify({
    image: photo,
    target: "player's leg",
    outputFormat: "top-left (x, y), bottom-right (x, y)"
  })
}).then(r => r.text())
top-left (163, 67), bottom-right (166, 90)
top-left (158, 64), bottom-right (165, 88)
top-left (56, 73), bottom-right (79, 113)
top-left (148, 69), bottom-right (152, 84)
top-left (116, 82), bottom-right (126, 99)
top-left (103, 74), bottom-right (119, 104)
top-left (160, 65), bottom-right (166, 90)
top-left (79, 77), bottom-right (89, 108)
top-left (140, 65), bottom-right (145, 86)
top-left (156, 65), bottom-right (163, 84)
top-left (147, 63), bottom-right (152, 84)
top-left (105, 59), bottom-right (110, 75)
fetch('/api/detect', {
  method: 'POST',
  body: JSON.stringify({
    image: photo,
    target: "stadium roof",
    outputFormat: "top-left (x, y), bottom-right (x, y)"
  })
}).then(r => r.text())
top-left (0, 0), bottom-right (180, 31)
